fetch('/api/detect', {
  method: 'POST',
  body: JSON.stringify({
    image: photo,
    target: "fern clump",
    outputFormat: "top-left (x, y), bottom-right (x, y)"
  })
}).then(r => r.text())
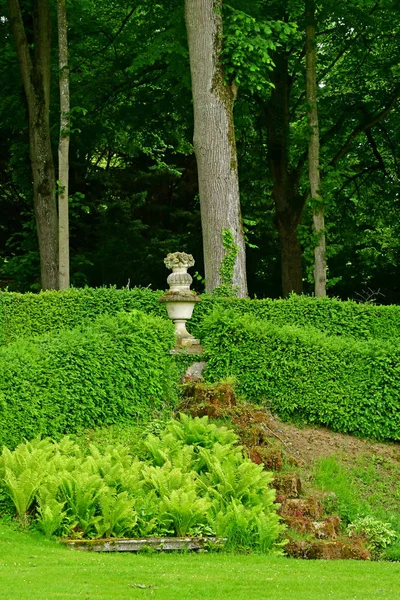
top-left (0, 415), bottom-right (284, 552)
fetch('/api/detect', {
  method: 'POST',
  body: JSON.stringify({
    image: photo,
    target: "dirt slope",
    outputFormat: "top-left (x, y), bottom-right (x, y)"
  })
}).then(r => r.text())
top-left (256, 412), bottom-right (400, 464)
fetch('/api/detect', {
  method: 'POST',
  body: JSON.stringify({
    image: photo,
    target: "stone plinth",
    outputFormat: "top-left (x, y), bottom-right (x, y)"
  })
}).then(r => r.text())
top-left (159, 252), bottom-right (203, 353)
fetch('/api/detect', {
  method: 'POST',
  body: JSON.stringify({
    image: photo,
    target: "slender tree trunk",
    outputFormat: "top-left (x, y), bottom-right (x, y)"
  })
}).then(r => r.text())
top-left (265, 53), bottom-right (305, 296)
top-left (185, 0), bottom-right (248, 297)
top-left (277, 214), bottom-right (304, 297)
top-left (7, 0), bottom-right (58, 290)
top-left (58, 0), bottom-right (70, 289)
top-left (306, 0), bottom-right (326, 297)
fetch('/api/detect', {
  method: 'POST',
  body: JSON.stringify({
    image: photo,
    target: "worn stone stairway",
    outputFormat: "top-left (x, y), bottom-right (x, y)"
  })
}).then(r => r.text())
top-left (273, 473), bottom-right (370, 559)
top-left (180, 380), bottom-right (371, 560)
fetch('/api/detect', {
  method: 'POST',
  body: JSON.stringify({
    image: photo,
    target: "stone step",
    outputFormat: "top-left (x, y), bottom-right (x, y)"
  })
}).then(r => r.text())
top-left (283, 515), bottom-right (341, 539)
top-left (272, 472), bottom-right (302, 498)
top-left (284, 537), bottom-right (370, 560)
top-left (279, 496), bottom-right (324, 520)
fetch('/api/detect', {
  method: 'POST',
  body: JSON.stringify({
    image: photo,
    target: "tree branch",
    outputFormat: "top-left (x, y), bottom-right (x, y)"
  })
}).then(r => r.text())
top-left (336, 164), bottom-right (380, 196)
top-left (84, 62), bottom-right (165, 116)
top-left (71, 6), bottom-right (138, 73)
top-left (317, 0), bottom-right (381, 84)
top-left (291, 2), bottom-right (381, 115)
top-left (365, 129), bottom-right (388, 176)
top-left (380, 124), bottom-right (400, 176)
top-left (329, 86), bottom-right (400, 167)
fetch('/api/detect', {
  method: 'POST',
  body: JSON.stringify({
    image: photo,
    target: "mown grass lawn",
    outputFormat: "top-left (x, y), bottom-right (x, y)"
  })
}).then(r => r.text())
top-left (1, 522), bottom-right (400, 600)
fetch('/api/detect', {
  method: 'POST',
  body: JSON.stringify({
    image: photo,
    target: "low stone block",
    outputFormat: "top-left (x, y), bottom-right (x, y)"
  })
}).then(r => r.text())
top-left (279, 496), bottom-right (324, 519)
top-left (272, 473), bottom-right (302, 498)
top-left (62, 536), bottom-right (226, 553)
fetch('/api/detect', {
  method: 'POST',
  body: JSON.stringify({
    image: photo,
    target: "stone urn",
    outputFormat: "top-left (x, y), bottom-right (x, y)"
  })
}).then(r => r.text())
top-left (159, 252), bottom-right (202, 353)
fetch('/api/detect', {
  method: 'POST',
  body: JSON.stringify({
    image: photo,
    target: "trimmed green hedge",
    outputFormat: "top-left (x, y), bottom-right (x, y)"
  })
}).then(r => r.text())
top-left (0, 287), bottom-right (165, 346)
top-left (201, 310), bottom-right (400, 441)
top-left (1, 287), bottom-right (399, 444)
top-left (1, 288), bottom-right (400, 346)
top-left (191, 295), bottom-right (400, 341)
top-left (0, 311), bottom-right (177, 449)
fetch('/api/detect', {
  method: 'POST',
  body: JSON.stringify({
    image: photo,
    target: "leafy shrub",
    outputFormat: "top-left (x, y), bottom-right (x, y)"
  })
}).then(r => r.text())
top-left (347, 517), bottom-right (398, 554)
top-left (0, 416), bottom-right (285, 552)
top-left (381, 543), bottom-right (400, 562)
top-left (141, 415), bottom-right (284, 550)
top-left (0, 311), bottom-right (177, 449)
top-left (201, 309), bottom-right (400, 441)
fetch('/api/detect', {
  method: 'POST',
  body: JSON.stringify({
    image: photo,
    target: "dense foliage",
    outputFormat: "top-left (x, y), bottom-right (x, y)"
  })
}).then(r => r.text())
top-left (201, 310), bottom-right (400, 441)
top-left (2, 287), bottom-right (400, 347)
top-left (0, 0), bottom-right (399, 299)
top-left (0, 310), bottom-right (177, 449)
top-left (0, 415), bottom-right (285, 552)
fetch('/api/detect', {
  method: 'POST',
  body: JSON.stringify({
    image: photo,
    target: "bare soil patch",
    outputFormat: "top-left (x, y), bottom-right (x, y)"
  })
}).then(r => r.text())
top-left (258, 412), bottom-right (400, 465)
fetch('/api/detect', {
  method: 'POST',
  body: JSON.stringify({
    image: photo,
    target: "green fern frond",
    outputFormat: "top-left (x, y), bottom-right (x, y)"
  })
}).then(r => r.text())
top-left (160, 489), bottom-right (210, 537)
top-left (95, 490), bottom-right (137, 538)
top-left (37, 498), bottom-right (67, 538)
top-left (3, 467), bottom-right (40, 517)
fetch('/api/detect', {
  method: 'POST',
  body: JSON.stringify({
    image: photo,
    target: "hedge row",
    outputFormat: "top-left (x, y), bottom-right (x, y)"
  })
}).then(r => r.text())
top-left (192, 295), bottom-right (400, 341)
top-left (0, 287), bottom-right (165, 346)
top-left (1, 288), bottom-right (400, 346)
top-left (201, 310), bottom-right (400, 442)
top-left (0, 311), bottom-right (177, 449)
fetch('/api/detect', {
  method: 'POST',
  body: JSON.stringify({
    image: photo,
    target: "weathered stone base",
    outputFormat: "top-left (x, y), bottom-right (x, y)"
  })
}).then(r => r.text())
top-left (170, 339), bottom-right (204, 355)
top-left (62, 536), bottom-right (225, 553)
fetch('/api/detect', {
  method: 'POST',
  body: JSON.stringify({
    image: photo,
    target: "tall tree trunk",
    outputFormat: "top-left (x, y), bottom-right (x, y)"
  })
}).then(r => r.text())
top-left (265, 53), bottom-right (305, 296)
top-left (7, 0), bottom-right (58, 290)
top-left (185, 0), bottom-right (248, 297)
top-left (306, 0), bottom-right (326, 297)
top-left (57, 0), bottom-right (70, 289)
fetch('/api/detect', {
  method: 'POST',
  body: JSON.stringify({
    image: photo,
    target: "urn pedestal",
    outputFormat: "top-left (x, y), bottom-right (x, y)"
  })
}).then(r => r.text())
top-left (159, 253), bottom-right (203, 354)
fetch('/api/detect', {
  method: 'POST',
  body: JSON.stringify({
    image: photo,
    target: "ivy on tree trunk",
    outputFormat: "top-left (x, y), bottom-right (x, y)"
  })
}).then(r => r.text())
top-left (185, 0), bottom-right (248, 297)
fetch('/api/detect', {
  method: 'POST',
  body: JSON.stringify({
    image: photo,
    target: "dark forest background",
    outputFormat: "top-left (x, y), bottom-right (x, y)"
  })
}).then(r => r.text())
top-left (1, 0), bottom-right (399, 302)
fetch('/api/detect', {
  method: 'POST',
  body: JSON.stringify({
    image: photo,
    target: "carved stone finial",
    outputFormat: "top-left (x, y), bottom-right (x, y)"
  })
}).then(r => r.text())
top-left (164, 252), bottom-right (195, 270)
top-left (164, 252), bottom-right (195, 293)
